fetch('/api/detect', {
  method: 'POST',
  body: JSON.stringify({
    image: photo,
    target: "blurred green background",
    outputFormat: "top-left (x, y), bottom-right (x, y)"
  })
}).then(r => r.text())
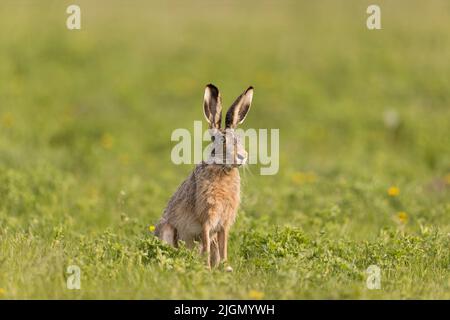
top-left (0, 0), bottom-right (449, 299)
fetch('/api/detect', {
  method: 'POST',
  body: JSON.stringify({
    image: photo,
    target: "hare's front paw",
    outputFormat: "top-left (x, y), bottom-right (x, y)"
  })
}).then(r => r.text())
top-left (224, 266), bottom-right (233, 273)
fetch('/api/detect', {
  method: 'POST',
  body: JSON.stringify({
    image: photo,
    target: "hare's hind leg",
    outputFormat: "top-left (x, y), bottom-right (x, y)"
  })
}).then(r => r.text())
top-left (210, 234), bottom-right (220, 268)
top-left (158, 223), bottom-right (178, 247)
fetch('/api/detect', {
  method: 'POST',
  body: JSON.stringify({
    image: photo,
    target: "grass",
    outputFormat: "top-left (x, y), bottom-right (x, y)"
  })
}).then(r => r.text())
top-left (0, 0), bottom-right (449, 299)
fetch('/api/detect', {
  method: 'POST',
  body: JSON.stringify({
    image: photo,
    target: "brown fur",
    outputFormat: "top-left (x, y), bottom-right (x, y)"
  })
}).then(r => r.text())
top-left (155, 163), bottom-right (240, 267)
top-left (154, 84), bottom-right (253, 268)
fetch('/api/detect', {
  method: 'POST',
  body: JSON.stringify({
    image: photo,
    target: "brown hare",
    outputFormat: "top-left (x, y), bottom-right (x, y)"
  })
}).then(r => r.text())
top-left (154, 84), bottom-right (254, 268)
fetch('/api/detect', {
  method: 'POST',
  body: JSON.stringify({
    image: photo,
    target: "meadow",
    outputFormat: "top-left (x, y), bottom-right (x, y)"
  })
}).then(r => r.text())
top-left (0, 0), bottom-right (449, 299)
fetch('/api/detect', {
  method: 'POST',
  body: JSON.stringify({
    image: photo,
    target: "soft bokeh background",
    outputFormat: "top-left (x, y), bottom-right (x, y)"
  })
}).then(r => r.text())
top-left (0, 0), bottom-right (449, 299)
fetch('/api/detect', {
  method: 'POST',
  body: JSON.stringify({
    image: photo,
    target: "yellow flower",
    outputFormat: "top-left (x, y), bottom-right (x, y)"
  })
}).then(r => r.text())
top-left (100, 133), bottom-right (114, 149)
top-left (397, 211), bottom-right (408, 224)
top-left (0, 288), bottom-right (5, 297)
top-left (148, 225), bottom-right (155, 233)
top-left (387, 186), bottom-right (400, 197)
top-left (444, 173), bottom-right (450, 185)
top-left (292, 172), bottom-right (317, 185)
top-left (1, 112), bottom-right (14, 128)
top-left (247, 290), bottom-right (264, 300)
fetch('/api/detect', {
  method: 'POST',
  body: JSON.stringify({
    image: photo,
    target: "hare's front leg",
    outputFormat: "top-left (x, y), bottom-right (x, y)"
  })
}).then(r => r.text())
top-left (201, 225), bottom-right (211, 268)
top-left (210, 234), bottom-right (220, 268)
top-left (218, 226), bottom-right (229, 263)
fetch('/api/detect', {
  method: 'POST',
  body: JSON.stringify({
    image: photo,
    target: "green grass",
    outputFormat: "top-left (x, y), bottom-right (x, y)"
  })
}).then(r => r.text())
top-left (0, 0), bottom-right (449, 299)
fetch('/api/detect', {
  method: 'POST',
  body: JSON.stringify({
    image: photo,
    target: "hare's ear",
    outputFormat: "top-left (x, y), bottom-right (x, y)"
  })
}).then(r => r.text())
top-left (225, 86), bottom-right (253, 128)
top-left (203, 84), bottom-right (222, 129)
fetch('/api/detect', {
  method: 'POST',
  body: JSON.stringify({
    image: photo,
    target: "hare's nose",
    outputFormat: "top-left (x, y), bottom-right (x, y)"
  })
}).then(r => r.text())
top-left (237, 154), bottom-right (246, 161)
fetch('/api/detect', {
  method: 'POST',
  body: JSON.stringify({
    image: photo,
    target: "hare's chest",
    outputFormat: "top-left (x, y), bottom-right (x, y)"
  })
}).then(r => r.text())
top-left (196, 172), bottom-right (240, 227)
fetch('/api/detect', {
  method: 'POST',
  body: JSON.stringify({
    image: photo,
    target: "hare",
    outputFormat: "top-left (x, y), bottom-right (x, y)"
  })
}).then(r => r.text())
top-left (154, 84), bottom-right (254, 268)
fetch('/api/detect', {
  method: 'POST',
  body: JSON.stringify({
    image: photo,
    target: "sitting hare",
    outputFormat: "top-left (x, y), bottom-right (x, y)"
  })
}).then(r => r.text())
top-left (154, 84), bottom-right (254, 268)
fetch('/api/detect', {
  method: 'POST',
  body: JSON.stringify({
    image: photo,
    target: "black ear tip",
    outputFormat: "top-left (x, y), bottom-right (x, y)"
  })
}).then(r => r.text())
top-left (206, 83), bottom-right (219, 92)
top-left (246, 86), bottom-right (254, 92)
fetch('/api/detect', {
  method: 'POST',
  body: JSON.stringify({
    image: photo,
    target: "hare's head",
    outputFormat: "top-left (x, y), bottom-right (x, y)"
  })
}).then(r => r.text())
top-left (203, 84), bottom-right (253, 167)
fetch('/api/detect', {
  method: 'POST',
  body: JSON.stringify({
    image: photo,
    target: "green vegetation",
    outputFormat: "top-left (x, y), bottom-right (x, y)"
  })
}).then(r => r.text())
top-left (0, 0), bottom-right (449, 299)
